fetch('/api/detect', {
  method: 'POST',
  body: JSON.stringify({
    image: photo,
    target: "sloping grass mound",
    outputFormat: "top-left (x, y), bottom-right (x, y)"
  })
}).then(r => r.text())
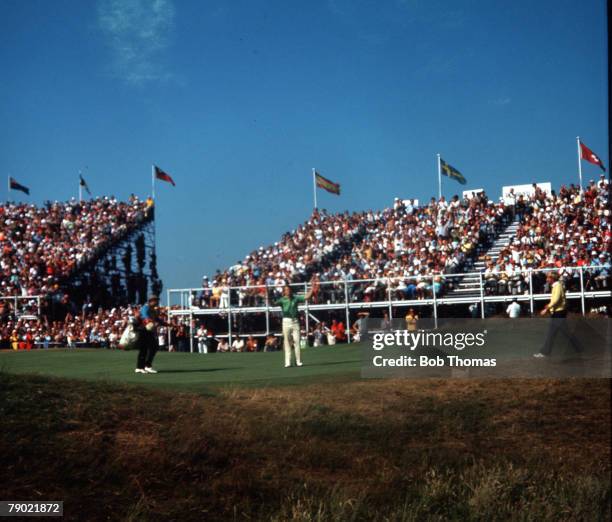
top-left (0, 374), bottom-right (609, 521)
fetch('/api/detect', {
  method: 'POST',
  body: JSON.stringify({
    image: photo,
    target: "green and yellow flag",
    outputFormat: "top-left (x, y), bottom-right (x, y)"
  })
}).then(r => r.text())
top-left (315, 172), bottom-right (341, 195)
top-left (440, 158), bottom-right (467, 185)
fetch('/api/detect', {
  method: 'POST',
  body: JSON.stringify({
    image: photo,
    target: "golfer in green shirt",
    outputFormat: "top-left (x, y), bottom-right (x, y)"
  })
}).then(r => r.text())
top-left (275, 281), bottom-right (314, 367)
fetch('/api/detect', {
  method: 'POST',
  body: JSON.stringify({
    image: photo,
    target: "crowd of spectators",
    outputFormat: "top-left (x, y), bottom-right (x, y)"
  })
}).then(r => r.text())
top-left (483, 178), bottom-right (610, 295)
top-left (193, 208), bottom-right (367, 307)
top-left (0, 297), bottom-right (356, 351)
top-left (310, 193), bottom-right (510, 302)
top-left (1, 180), bottom-right (610, 349)
top-left (0, 195), bottom-right (153, 298)
top-left (0, 304), bottom-right (135, 350)
top-left (190, 182), bottom-right (608, 307)
top-left (190, 192), bottom-right (511, 308)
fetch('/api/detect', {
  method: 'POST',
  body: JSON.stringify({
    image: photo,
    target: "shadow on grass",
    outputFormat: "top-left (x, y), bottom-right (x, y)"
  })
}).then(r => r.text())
top-left (304, 360), bottom-right (359, 367)
top-left (157, 368), bottom-right (235, 374)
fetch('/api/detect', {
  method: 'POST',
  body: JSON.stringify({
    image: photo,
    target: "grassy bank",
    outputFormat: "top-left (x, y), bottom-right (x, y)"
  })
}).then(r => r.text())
top-left (0, 372), bottom-right (609, 521)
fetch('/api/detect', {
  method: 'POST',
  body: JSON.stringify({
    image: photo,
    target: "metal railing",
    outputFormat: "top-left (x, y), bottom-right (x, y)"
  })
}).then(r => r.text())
top-left (0, 295), bottom-right (42, 319)
top-left (168, 266), bottom-right (611, 351)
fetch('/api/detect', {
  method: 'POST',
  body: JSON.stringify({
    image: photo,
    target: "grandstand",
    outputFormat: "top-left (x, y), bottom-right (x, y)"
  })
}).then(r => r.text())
top-left (168, 180), bottom-right (610, 352)
top-left (0, 196), bottom-right (162, 349)
top-left (1, 179), bottom-right (609, 352)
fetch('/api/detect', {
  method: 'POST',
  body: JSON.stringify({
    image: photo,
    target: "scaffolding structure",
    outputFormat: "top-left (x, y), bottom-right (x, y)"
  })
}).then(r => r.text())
top-left (63, 211), bottom-right (162, 308)
top-left (168, 265), bottom-right (611, 352)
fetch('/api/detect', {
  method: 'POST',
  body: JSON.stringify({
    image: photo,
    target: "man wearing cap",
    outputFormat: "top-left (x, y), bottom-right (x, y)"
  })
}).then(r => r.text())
top-left (506, 298), bottom-right (521, 319)
top-left (135, 295), bottom-right (162, 374)
top-left (534, 272), bottom-right (582, 358)
top-left (275, 279), bottom-right (314, 368)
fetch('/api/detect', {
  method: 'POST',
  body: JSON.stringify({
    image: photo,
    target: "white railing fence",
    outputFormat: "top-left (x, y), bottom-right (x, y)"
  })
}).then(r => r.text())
top-left (168, 266), bottom-right (610, 352)
top-left (0, 295), bottom-right (42, 319)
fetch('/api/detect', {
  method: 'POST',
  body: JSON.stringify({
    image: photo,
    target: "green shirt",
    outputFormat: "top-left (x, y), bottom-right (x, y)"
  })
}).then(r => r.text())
top-left (275, 295), bottom-right (305, 319)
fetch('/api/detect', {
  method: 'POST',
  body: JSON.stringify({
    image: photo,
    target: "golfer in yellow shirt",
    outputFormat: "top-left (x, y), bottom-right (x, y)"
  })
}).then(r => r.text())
top-left (535, 272), bottom-right (582, 357)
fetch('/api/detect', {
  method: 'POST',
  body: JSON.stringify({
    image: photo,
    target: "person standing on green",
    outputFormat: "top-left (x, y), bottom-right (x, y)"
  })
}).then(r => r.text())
top-left (275, 280), bottom-right (314, 367)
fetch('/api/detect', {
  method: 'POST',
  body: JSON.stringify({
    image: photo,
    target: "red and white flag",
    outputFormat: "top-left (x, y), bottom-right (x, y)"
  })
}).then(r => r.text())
top-left (579, 141), bottom-right (606, 172)
top-left (154, 165), bottom-right (176, 186)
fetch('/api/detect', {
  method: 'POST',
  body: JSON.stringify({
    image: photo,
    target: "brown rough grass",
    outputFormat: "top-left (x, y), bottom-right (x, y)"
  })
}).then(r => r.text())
top-left (0, 374), bottom-right (609, 521)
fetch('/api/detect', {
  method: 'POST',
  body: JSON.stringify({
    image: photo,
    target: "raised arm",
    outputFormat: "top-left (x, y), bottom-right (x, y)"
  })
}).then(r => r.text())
top-left (305, 286), bottom-right (314, 301)
top-left (305, 276), bottom-right (317, 301)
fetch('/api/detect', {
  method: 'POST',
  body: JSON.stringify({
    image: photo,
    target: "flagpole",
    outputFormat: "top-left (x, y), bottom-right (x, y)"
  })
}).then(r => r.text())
top-left (437, 154), bottom-right (442, 200)
top-left (312, 168), bottom-right (317, 210)
top-left (152, 165), bottom-right (156, 200)
top-left (7, 175), bottom-right (10, 202)
top-left (576, 136), bottom-right (583, 191)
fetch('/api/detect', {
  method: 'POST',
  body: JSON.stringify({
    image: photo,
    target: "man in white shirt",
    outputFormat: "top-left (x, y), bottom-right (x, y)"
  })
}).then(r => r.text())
top-left (196, 325), bottom-right (208, 354)
top-left (405, 199), bottom-right (415, 215)
top-left (506, 299), bottom-right (521, 318)
top-left (231, 336), bottom-right (245, 352)
top-left (217, 338), bottom-right (229, 352)
top-left (220, 283), bottom-right (230, 309)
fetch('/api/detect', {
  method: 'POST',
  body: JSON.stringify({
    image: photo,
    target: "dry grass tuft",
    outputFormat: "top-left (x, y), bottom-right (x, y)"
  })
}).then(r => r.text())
top-left (1, 373), bottom-right (609, 521)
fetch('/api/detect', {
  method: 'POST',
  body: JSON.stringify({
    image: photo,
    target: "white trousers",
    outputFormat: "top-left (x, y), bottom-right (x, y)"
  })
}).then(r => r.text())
top-left (282, 318), bottom-right (301, 366)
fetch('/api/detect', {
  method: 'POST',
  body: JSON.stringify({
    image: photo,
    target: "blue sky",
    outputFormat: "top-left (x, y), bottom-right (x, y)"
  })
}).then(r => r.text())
top-left (1, 0), bottom-right (607, 291)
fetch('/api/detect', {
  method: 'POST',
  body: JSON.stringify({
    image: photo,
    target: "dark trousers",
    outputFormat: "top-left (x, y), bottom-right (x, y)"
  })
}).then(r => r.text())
top-left (540, 311), bottom-right (583, 356)
top-left (137, 329), bottom-right (159, 369)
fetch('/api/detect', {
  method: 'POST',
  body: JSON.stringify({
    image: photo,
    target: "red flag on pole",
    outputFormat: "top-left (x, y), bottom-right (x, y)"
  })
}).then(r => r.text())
top-left (579, 141), bottom-right (606, 172)
top-left (154, 165), bottom-right (176, 186)
top-left (9, 177), bottom-right (30, 195)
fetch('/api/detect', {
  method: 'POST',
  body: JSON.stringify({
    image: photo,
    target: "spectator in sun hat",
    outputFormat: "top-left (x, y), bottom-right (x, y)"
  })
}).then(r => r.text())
top-left (597, 173), bottom-right (608, 191)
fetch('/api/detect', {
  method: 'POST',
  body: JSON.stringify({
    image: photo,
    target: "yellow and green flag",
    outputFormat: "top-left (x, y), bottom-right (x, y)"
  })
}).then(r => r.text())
top-left (440, 158), bottom-right (467, 185)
